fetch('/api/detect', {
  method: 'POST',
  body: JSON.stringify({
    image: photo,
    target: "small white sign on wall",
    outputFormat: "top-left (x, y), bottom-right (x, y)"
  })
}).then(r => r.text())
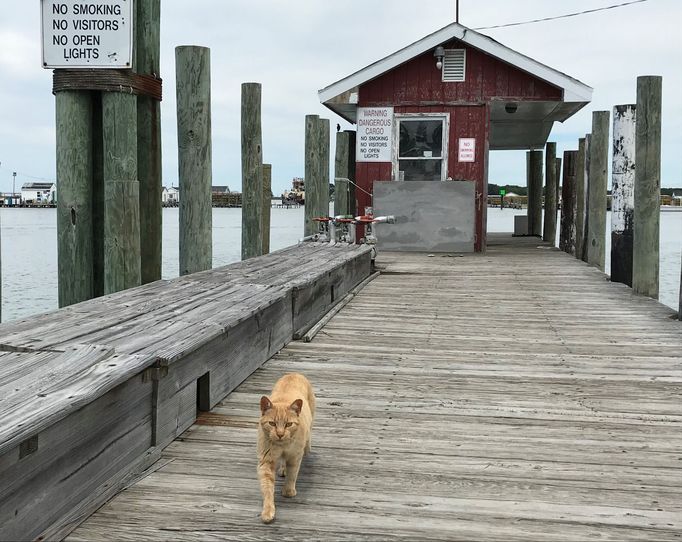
top-left (356, 107), bottom-right (394, 162)
top-left (41, 0), bottom-right (133, 68)
top-left (458, 138), bottom-right (476, 162)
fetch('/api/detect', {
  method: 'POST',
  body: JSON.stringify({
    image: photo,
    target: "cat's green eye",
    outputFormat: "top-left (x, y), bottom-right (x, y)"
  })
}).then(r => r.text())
top-left (268, 422), bottom-right (276, 426)
top-left (285, 422), bottom-right (293, 427)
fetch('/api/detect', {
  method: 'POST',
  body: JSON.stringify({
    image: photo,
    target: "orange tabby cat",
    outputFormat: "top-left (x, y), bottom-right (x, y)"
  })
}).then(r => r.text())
top-left (257, 373), bottom-right (315, 523)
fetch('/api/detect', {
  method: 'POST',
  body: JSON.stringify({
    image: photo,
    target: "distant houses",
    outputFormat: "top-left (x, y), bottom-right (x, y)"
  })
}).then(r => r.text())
top-left (162, 186), bottom-right (180, 206)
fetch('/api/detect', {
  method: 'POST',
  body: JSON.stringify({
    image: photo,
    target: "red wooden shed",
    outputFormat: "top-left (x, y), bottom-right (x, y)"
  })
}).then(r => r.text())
top-left (319, 22), bottom-right (592, 252)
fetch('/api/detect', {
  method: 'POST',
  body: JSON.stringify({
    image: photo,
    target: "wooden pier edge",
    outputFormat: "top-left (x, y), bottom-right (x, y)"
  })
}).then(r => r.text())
top-left (0, 243), bottom-right (372, 541)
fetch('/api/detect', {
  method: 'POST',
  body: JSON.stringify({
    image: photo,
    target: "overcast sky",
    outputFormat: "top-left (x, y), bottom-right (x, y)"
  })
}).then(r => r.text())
top-left (0, 0), bottom-right (680, 196)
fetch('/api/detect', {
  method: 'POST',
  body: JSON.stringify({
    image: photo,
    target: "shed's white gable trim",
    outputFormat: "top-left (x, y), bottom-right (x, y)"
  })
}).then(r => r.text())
top-left (318, 23), bottom-right (592, 105)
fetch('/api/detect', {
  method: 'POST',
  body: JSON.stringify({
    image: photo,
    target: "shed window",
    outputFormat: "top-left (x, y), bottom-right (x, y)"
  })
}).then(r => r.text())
top-left (442, 49), bottom-right (466, 82)
top-left (397, 118), bottom-right (446, 182)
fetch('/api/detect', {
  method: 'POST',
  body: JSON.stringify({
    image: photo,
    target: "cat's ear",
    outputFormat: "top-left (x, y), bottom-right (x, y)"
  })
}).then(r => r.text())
top-left (289, 399), bottom-right (303, 415)
top-left (260, 396), bottom-right (273, 413)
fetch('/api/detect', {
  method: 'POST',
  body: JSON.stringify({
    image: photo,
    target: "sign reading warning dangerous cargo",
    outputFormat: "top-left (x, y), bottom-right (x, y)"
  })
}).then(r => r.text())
top-left (41, 0), bottom-right (133, 68)
top-left (356, 107), bottom-right (393, 162)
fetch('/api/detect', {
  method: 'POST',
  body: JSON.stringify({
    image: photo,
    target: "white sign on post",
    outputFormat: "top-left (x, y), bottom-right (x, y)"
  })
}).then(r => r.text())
top-left (41, 0), bottom-right (133, 69)
top-left (356, 107), bottom-right (393, 162)
top-left (458, 138), bottom-right (476, 162)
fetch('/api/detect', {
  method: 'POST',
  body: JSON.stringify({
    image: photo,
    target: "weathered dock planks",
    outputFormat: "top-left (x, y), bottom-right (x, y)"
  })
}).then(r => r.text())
top-left (68, 234), bottom-right (682, 541)
top-left (0, 242), bottom-right (371, 541)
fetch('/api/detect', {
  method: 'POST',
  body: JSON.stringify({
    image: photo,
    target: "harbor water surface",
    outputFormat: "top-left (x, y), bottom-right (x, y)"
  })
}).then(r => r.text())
top-left (1, 207), bottom-right (680, 322)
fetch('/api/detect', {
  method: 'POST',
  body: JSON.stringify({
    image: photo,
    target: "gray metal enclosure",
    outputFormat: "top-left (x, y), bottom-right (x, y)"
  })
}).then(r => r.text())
top-left (374, 180), bottom-right (475, 252)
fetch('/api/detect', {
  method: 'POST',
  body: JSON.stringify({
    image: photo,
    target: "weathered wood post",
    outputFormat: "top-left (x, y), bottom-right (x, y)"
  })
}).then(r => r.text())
top-left (137, 0), bottom-right (163, 284)
top-left (559, 150), bottom-right (578, 254)
top-left (304, 115), bottom-right (330, 237)
top-left (679, 262), bottom-right (682, 320)
top-left (102, 91), bottom-right (141, 294)
top-left (526, 150), bottom-right (543, 236)
top-left (611, 104), bottom-right (636, 287)
top-left (241, 82), bottom-right (263, 260)
top-left (262, 163), bottom-right (272, 254)
top-left (633, 76), bottom-right (662, 299)
top-left (334, 178), bottom-right (351, 217)
top-left (56, 91), bottom-right (94, 307)
top-left (543, 142), bottom-right (557, 244)
top-left (334, 130), bottom-right (356, 216)
top-left (575, 138), bottom-right (587, 260)
top-left (587, 111), bottom-right (609, 271)
top-left (555, 157), bottom-right (562, 208)
top-left (176, 46), bottom-right (213, 276)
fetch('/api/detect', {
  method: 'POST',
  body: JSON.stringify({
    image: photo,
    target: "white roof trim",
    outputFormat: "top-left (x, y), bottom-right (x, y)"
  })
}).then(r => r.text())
top-left (319, 22), bottom-right (592, 105)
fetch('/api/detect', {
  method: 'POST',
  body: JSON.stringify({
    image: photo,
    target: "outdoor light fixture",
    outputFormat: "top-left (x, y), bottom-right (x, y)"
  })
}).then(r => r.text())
top-left (505, 102), bottom-right (518, 114)
top-left (434, 46), bottom-right (445, 70)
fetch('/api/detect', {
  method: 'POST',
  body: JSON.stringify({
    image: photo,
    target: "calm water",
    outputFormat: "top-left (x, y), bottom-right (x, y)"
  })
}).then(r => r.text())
top-left (1, 207), bottom-right (680, 321)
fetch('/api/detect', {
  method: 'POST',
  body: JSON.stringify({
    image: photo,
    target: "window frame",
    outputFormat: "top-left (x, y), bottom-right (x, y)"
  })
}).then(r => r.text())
top-left (392, 113), bottom-right (450, 182)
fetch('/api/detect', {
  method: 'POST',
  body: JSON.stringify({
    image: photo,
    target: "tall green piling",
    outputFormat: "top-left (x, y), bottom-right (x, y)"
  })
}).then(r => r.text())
top-left (241, 82), bottom-right (263, 260)
top-left (136, 0), bottom-right (163, 284)
top-left (176, 46), bottom-right (213, 276)
top-left (633, 76), bottom-right (662, 299)
top-left (587, 111), bottom-right (609, 271)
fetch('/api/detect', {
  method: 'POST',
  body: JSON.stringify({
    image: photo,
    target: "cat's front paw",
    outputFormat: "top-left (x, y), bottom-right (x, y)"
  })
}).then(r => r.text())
top-left (261, 505), bottom-right (276, 523)
top-left (282, 486), bottom-right (297, 498)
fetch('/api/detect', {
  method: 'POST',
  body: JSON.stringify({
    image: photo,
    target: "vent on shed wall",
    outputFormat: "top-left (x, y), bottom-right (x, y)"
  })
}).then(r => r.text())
top-left (442, 49), bottom-right (466, 82)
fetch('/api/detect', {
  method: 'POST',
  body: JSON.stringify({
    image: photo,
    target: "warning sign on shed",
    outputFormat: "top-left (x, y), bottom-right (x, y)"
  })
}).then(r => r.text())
top-left (356, 107), bottom-right (393, 163)
top-left (41, 0), bottom-right (133, 68)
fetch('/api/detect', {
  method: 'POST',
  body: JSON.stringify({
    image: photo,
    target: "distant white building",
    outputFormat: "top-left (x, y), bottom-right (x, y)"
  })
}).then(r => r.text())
top-left (21, 182), bottom-right (56, 204)
top-left (162, 186), bottom-right (180, 205)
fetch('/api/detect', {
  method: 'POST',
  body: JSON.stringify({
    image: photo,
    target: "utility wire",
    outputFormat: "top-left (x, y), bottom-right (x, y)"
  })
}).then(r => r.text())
top-left (473, 0), bottom-right (649, 30)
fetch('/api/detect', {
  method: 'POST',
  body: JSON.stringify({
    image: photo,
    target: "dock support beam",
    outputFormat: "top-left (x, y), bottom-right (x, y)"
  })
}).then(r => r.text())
top-left (304, 115), bottom-right (330, 237)
top-left (559, 150), bottom-right (578, 255)
top-left (526, 150), bottom-right (543, 236)
top-left (102, 92), bottom-right (141, 294)
top-left (334, 131), bottom-right (356, 216)
top-left (633, 76), bottom-right (662, 299)
top-left (137, 0), bottom-right (163, 285)
top-left (262, 163), bottom-right (272, 254)
top-left (56, 91), bottom-right (94, 307)
top-left (241, 82), bottom-right (263, 260)
top-left (611, 104), bottom-right (636, 287)
top-left (176, 46), bottom-right (213, 276)
top-left (543, 142), bottom-right (557, 245)
top-left (587, 112), bottom-right (609, 271)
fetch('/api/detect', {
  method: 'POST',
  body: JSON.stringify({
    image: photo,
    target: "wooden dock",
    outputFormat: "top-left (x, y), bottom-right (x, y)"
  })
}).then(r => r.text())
top-left (66, 235), bottom-right (682, 541)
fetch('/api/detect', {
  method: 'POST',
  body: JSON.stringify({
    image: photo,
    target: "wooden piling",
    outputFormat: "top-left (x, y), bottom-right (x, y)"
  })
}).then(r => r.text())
top-left (304, 115), bottom-right (330, 237)
top-left (526, 150), bottom-right (543, 236)
top-left (56, 91), bottom-right (94, 307)
top-left (241, 82), bottom-right (263, 260)
top-left (334, 178), bottom-right (351, 217)
top-left (611, 104), bottom-right (636, 287)
top-left (633, 76), bottom-right (662, 299)
top-left (559, 150), bottom-right (578, 254)
top-left (136, 0), bottom-right (162, 284)
top-left (542, 142), bottom-right (557, 244)
top-left (587, 111), bottom-right (609, 271)
top-left (262, 163), bottom-right (271, 254)
top-left (575, 138), bottom-right (587, 260)
top-left (102, 92), bottom-right (141, 294)
top-left (679, 262), bottom-right (682, 320)
top-left (176, 46), bottom-right (212, 276)
top-left (334, 131), bottom-right (356, 216)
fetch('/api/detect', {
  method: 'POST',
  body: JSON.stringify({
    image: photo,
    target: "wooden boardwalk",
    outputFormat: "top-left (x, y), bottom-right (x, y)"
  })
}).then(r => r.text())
top-left (68, 236), bottom-right (682, 541)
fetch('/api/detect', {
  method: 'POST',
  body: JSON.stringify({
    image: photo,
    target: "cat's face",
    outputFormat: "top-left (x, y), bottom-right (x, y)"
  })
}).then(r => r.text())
top-left (260, 396), bottom-right (303, 443)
